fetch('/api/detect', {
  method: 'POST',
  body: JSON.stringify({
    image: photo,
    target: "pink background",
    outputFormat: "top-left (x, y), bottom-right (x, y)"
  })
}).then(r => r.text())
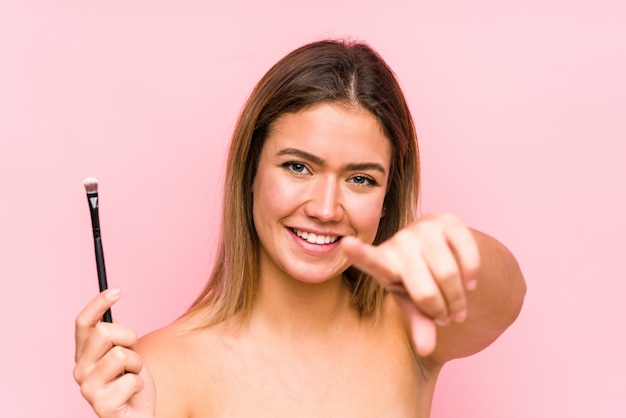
top-left (1, 1), bottom-right (625, 416)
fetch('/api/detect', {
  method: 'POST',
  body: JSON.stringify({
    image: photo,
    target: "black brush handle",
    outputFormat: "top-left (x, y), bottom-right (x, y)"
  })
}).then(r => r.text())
top-left (94, 237), bottom-right (112, 323)
top-left (87, 191), bottom-right (112, 323)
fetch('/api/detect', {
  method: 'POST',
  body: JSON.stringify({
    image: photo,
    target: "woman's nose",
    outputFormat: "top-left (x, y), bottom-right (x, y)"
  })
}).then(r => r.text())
top-left (303, 177), bottom-right (344, 222)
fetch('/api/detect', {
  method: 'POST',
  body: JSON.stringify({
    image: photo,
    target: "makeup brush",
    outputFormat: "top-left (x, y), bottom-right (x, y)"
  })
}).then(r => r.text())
top-left (84, 177), bottom-right (112, 323)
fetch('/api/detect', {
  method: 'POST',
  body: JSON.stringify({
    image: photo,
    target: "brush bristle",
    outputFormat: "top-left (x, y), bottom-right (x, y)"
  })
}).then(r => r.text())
top-left (83, 177), bottom-right (99, 194)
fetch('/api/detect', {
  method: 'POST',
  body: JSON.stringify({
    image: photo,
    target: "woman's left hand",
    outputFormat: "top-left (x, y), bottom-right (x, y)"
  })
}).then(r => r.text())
top-left (341, 213), bottom-right (480, 357)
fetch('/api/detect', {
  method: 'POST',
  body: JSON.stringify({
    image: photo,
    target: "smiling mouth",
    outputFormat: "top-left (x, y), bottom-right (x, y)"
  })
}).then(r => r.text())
top-left (292, 228), bottom-right (340, 245)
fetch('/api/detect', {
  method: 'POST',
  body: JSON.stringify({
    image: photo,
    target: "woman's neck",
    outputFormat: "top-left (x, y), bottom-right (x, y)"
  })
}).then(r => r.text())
top-left (250, 269), bottom-right (355, 340)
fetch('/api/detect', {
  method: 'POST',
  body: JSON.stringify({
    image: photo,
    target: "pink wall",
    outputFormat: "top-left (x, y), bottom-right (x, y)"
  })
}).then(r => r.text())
top-left (1, 1), bottom-right (624, 416)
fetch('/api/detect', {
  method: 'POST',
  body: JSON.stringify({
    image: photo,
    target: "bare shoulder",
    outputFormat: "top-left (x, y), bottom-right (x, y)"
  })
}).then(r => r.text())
top-left (138, 322), bottom-right (196, 370)
top-left (137, 315), bottom-right (225, 417)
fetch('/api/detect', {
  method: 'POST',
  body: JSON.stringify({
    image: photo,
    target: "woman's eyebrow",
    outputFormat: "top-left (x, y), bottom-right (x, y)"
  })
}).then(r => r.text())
top-left (345, 162), bottom-right (386, 174)
top-left (276, 147), bottom-right (386, 174)
top-left (276, 148), bottom-right (324, 165)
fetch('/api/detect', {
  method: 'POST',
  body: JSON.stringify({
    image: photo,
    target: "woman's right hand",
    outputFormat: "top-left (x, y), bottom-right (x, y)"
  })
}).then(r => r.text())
top-left (74, 288), bottom-right (156, 418)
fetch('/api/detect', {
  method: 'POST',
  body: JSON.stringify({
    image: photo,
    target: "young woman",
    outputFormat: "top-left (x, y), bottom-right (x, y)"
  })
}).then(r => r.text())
top-left (74, 39), bottom-right (526, 417)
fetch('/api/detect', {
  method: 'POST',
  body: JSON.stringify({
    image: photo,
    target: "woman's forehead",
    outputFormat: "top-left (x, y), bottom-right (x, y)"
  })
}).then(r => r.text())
top-left (262, 103), bottom-right (391, 164)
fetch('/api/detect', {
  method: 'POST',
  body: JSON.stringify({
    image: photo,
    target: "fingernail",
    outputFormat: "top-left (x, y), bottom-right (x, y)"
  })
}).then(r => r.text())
top-left (435, 317), bottom-right (450, 327)
top-left (453, 310), bottom-right (467, 323)
top-left (466, 280), bottom-right (477, 290)
top-left (105, 288), bottom-right (121, 300)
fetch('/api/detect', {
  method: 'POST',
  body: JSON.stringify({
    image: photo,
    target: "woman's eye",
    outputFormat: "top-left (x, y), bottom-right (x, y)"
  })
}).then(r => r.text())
top-left (283, 162), bottom-right (310, 175)
top-left (349, 175), bottom-right (377, 186)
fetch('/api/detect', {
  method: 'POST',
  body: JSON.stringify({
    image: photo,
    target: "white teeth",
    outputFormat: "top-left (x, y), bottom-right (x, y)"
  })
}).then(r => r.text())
top-left (294, 229), bottom-right (338, 244)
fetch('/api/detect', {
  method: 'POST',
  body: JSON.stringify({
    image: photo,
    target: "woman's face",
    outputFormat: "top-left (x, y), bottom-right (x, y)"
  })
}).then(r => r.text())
top-left (252, 102), bottom-right (391, 285)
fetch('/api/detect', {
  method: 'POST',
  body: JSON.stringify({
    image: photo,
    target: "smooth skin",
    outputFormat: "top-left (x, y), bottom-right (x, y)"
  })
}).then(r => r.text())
top-left (74, 103), bottom-right (526, 417)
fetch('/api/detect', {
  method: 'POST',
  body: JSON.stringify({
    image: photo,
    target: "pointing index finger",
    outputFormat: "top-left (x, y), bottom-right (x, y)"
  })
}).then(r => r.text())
top-left (340, 236), bottom-right (400, 288)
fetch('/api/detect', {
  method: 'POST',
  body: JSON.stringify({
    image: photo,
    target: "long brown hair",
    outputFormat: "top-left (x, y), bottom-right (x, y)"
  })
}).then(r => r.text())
top-left (187, 39), bottom-right (419, 324)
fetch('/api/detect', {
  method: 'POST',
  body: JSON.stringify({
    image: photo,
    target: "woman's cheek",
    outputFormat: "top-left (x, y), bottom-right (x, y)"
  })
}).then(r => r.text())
top-left (346, 194), bottom-right (385, 243)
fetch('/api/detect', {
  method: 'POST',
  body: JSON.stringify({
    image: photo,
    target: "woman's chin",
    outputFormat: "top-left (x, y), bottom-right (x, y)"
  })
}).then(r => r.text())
top-left (282, 265), bottom-right (347, 286)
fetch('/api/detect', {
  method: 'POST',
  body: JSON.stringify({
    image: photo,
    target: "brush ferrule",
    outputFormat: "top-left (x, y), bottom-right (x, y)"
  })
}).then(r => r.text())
top-left (86, 192), bottom-right (101, 235)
